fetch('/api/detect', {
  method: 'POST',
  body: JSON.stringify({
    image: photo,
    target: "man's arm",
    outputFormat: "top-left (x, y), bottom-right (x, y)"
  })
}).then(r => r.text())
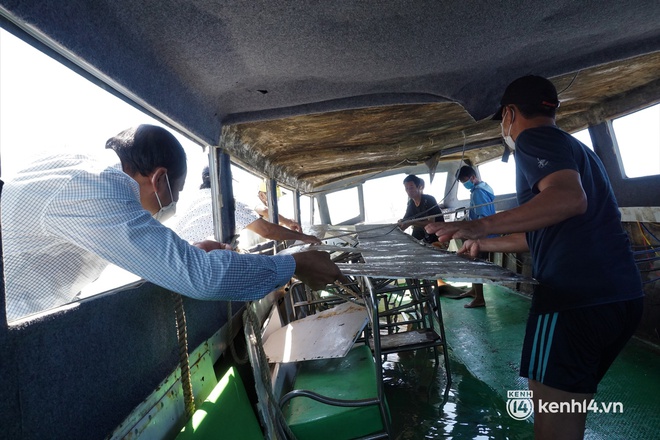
top-left (278, 214), bottom-right (303, 232)
top-left (196, 239), bottom-right (341, 291)
top-left (192, 240), bottom-right (233, 252)
top-left (45, 180), bottom-right (336, 301)
top-left (458, 233), bottom-right (529, 258)
top-left (426, 169), bottom-right (587, 241)
top-left (246, 218), bottom-right (321, 244)
top-left (255, 205), bottom-right (303, 232)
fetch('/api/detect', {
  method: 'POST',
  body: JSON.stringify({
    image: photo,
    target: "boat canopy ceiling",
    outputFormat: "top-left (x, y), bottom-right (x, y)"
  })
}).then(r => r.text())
top-left (1, 1), bottom-right (660, 190)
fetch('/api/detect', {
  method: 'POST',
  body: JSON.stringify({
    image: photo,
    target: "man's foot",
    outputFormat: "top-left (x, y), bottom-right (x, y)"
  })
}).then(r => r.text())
top-left (464, 298), bottom-right (486, 308)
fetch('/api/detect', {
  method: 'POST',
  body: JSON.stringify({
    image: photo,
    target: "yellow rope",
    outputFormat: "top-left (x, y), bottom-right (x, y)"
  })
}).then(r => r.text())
top-left (171, 292), bottom-right (195, 419)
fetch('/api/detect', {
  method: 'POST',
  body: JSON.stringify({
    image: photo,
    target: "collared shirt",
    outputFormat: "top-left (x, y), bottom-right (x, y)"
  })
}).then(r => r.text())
top-left (174, 188), bottom-right (260, 243)
top-left (1, 153), bottom-right (295, 321)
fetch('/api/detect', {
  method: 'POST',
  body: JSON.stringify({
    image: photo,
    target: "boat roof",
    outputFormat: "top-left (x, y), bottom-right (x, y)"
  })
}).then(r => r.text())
top-left (1, 1), bottom-right (659, 190)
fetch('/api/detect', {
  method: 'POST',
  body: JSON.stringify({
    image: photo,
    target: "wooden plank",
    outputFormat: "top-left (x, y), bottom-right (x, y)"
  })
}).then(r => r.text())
top-left (263, 301), bottom-right (368, 363)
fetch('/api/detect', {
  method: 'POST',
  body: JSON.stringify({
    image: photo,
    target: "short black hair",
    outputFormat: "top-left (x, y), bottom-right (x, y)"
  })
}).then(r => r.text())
top-left (106, 124), bottom-right (187, 181)
top-left (456, 165), bottom-right (476, 181)
top-left (403, 174), bottom-right (423, 187)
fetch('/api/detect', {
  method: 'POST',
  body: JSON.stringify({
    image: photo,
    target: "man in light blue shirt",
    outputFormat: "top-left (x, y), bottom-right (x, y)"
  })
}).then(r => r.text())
top-left (455, 165), bottom-right (495, 308)
top-left (2, 124), bottom-right (341, 321)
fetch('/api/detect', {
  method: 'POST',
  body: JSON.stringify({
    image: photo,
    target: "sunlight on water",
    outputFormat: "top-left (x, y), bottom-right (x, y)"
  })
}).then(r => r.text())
top-left (382, 350), bottom-right (533, 439)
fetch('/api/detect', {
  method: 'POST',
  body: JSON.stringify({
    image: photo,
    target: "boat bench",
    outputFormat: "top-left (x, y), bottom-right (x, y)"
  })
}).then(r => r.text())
top-left (281, 344), bottom-right (389, 440)
top-left (176, 366), bottom-right (263, 440)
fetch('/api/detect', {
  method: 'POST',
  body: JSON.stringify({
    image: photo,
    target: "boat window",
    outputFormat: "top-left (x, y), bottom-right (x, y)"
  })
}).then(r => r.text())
top-left (426, 172), bottom-right (449, 206)
top-left (0, 28), bottom-right (209, 319)
top-left (326, 186), bottom-right (361, 224)
top-left (227, 166), bottom-right (306, 248)
top-left (230, 165), bottom-right (263, 213)
top-left (478, 157), bottom-right (517, 196)
top-left (299, 194), bottom-right (313, 226)
top-left (364, 174), bottom-right (408, 223)
top-left (277, 188), bottom-right (296, 225)
top-left (313, 197), bottom-right (322, 225)
top-left (612, 104), bottom-right (660, 178)
top-left (571, 128), bottom-right (594, 150)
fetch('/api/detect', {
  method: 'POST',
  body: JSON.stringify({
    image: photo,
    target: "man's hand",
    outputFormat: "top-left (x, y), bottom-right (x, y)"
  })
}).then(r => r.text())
top-left (193, 240), bottom-right (233, 252)
top-left (292, 250), bottom-right (345, 290)
top-left (458, 239), bottom-right (482, 258)
top-left (425, 220), bottom-right (487, 243)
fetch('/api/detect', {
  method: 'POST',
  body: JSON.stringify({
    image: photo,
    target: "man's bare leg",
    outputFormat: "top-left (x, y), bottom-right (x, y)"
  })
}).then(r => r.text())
top-left (464, 283), bottom-right (486, 308)
top-left (529, 379), bottom-right (592, 440)
top-left (458, 285), bottom-right (475, 299)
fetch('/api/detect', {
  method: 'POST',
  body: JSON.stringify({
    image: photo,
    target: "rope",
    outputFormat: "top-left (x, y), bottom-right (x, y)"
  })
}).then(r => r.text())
top-left (637, 222), bottom-right (660, 257)
top-left (289, 195), bottom-right (515, 247)
top-left (245, 303), bottom-right (297, 440)
top-left (558, 70), bottom-right (580, 95)
top-left (171, 292), bottom-right (196, 419)
top-left (643, 276), bottom-right (660, 284)
top-left (399, 196), bottom-right (518, 227)
top-left (227, 301), bottom-right (249, 365)
top-left (641, 222), bottom-right (660, 243)
top-left (285, 224), bottom-right (400, 245)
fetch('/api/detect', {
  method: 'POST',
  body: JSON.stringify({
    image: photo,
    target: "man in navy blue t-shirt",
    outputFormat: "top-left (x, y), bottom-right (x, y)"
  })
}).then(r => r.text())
top-left (426, 75), bottom-right (643, 439)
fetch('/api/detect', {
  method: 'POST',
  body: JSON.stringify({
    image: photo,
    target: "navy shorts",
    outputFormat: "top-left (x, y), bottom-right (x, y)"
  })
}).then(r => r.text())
top-left (520, 297), bottom-right (643, 394)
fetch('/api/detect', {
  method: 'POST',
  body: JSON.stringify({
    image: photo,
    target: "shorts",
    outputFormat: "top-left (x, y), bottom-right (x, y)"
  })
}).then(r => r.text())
top-left (519, 297), bottom-right (643, 394)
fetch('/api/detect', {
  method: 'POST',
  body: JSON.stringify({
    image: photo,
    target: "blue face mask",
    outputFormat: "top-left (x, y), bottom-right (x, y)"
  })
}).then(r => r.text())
top-left (462, 180), bottom-right (475, 190)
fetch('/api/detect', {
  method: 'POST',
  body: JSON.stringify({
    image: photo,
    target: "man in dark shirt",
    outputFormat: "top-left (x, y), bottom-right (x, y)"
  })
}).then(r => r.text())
top-left (426, 75), bottom-right (643, 439)
top-left (397, 174), bottom-right (443, 243)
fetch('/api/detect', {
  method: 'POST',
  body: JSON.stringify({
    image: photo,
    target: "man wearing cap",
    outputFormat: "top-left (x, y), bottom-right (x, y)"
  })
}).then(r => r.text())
top-left (426, 75), bottom-right (643, 438)
top-left (256, 179), bottom-right (304, 232)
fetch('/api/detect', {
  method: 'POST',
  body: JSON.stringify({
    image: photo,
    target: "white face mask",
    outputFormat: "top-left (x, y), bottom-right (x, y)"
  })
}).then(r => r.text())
top-left (501, 108), bottom-right (516, 150)
top-left (153, 173), bottom-right (177, 223)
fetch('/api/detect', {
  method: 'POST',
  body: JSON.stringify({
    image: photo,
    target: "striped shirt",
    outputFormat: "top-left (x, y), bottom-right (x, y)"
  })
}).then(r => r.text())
top-left (1, 152), bottom-right (295, 321)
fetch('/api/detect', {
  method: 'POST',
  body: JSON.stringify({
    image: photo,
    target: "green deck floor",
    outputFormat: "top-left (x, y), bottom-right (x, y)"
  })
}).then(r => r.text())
top-left (431, 284), bottom-right (660, 440)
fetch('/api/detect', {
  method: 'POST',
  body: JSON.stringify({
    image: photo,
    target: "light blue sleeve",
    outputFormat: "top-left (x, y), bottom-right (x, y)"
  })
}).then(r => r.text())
top-left (470, 187), bottom-right (495, 219)
top-left (44, 169), bottom-right (296, 302)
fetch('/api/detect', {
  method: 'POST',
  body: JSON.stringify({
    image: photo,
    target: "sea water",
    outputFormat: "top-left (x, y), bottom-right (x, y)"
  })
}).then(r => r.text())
top-left (383, 350), bottom-right (533, 439)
